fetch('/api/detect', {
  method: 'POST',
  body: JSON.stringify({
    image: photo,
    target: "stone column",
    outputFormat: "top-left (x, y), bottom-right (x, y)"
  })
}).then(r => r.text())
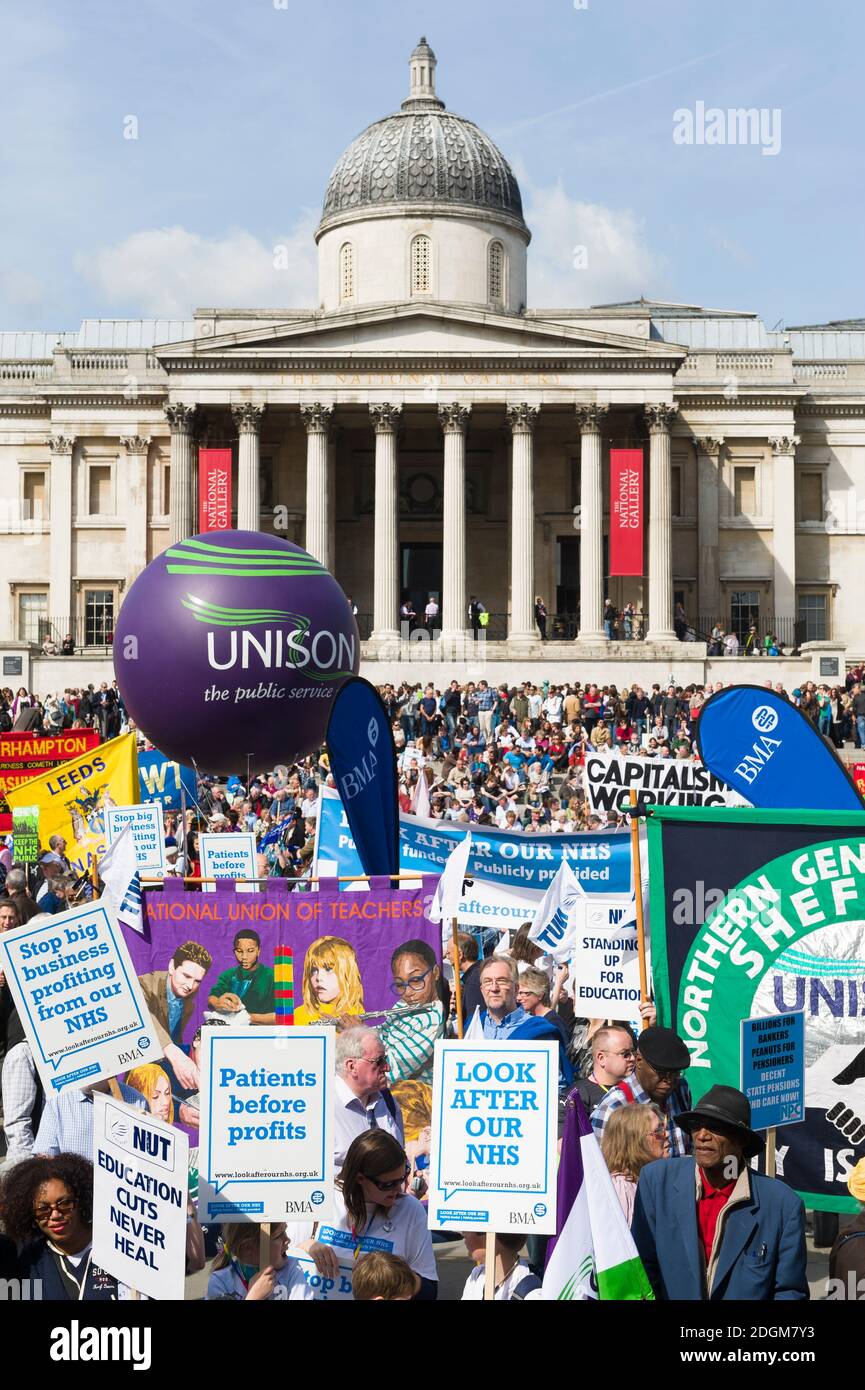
top-left (301, 403), bottom-right (334, 567)
top-left (644, 403), bottom-right (678, 640)
top-left (369, 403), bottom-right (403, 642)
top-left (232, 403), bottom-right (265, 532)
top-left (122, 435), bottom-right (151, 590)
top-left (165, 403), bottom-right (197, 544)
top-left (506, 404), bottom-right (540, 643)
top-left (48, 434), bottom-right (74, 621)
top-left (772, 435), bottom-right (800, 629)
top-left (695, 435), bottom-right (723, 626)
top-left (575, 403), bottom-right (609, 640)
top-left (438, 402), bottom-right (471, 642)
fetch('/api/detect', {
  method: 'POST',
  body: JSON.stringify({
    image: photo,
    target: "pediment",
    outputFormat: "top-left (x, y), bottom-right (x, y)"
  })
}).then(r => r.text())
top-left (156, 301), bottom-right (684, 365)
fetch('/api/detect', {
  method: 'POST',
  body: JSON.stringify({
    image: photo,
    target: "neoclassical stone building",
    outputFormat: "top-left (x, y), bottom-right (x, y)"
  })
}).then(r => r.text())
top-left (1, 38), bottom-right (862, 687)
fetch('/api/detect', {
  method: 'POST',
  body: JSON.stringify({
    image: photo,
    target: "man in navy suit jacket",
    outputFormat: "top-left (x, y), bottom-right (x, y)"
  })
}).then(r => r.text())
top-left (631, 1084), bottom-right (808, 1301)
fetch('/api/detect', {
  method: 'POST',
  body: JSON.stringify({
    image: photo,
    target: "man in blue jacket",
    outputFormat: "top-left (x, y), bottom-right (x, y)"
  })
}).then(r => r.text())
top-left (631, 1084), bottom-right (808, 1300)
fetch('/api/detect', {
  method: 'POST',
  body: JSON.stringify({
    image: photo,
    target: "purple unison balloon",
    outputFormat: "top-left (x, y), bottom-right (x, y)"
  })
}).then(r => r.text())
top-left (113, 531), bottom-right (360, 774)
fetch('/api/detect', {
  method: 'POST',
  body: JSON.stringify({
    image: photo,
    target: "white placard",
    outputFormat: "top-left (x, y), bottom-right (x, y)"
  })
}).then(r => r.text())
top-left (199, 1026), bottom-right (334, 1223)
top-left (571, 900), bottom-right (641, 1010)
top-left (0, 900), bottom-right (163, 1093)
top-left (200, 832), bottom-right (257, 893)
top-left (106, 803), bottom-right (166, 873)
top-left (428, 1039), bottom-right (558, 1235)
top-left (92, 1093), bottom-right (189, 1300)
top-left (286, 1246), bottom-right (355, 1301)
top-left (583, 750), bottom-right (747, 813)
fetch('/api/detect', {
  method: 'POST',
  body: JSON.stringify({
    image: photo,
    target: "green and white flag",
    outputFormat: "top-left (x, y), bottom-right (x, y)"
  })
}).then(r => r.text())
top-left (543, 1094), bottom-right (654, 1300)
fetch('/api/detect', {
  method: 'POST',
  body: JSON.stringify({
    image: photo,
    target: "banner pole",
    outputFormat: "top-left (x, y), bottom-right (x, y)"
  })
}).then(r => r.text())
top-left (629, 789), bottom-right (650, 1029)
top-left (259, 1222), bottom-right (271, 1273)
top-left (451, 918), bottom-right (464, 1039)
top-left (483, 1231), bottom-right (497, 1301)
top-left (765, 1127), bottom-right (777, 1177)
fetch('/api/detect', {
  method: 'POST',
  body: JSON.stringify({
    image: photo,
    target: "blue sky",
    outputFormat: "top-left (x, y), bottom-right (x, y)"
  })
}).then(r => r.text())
top-left (1, 0), bottom-right (862, 330)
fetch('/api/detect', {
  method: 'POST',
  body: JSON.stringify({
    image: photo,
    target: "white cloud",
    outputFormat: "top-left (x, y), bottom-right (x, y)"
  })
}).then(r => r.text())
top-left (523, 178), bottom-right (666, 308)
top-left (77, 217), bottom-right (318, 316)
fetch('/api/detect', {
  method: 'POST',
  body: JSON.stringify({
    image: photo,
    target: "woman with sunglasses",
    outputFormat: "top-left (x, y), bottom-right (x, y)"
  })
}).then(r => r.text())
top-left (1, 1154), bottom-right (122, 1300)
top-left (375, 940), bottom-right (447, 1087)
top-left (291, 1131), bottom-right (437, 1299)
top-left (601, 1102), bottom-right (670, 1226)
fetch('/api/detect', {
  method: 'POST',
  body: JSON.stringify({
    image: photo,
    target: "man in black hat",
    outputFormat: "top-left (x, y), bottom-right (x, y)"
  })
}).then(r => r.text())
top-left (590, 1025), bottom-right (693, 1155)
top-left (631, 1084), bottom-right (808, 1300)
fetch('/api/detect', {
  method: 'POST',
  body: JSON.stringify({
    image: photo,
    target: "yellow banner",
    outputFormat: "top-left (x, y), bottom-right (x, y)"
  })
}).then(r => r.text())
top-left (7, 732), bottom-right (139, 877)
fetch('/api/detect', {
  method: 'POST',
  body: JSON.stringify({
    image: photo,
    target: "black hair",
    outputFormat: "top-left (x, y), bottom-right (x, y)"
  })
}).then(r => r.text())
top-left (233, 929), bottom-right (261, 948)
top-left (1, 1154), bottom-right (95, 1241)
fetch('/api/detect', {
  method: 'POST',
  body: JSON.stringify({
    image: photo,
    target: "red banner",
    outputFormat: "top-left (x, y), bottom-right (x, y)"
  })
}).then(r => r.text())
top-left (198, 447), bottom-right (232, 532)
top-left (609, 447), bottom-right (643, 576)
top-left (0, 729), bottom-right (101, 830)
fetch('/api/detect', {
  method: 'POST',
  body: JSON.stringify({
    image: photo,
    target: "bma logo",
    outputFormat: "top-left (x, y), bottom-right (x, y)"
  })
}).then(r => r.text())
top-left (285, 1198), bottom-right (313, 1215)
top-left (752, 704), bottom-right (779, 733)
top-left (340, 750), bottom-right (378, 800)
top-left (367, 717), bottom-right (379, 747)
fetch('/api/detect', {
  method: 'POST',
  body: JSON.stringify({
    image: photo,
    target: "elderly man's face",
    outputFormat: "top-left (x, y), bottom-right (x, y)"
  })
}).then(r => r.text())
top-left (480, 963), bottom-right (517, 1015)
top-left (691, 1119), bottom-right (746, 1175)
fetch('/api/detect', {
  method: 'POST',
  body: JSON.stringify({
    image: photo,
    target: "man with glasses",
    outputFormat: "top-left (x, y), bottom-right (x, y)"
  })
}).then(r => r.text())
top-left (572, 1024), bottom-right (638, 1115)
top-left (333, 1026), bottom-right (404, 1169)
top-left (476, 958), bottom-right (573, 1086)
top-left (590, 1026), bottom-right (693, 1156)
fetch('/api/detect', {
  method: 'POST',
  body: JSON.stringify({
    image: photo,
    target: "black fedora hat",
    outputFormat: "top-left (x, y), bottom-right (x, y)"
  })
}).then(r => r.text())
top-left (677, 1085), bottom-right (764, 1158)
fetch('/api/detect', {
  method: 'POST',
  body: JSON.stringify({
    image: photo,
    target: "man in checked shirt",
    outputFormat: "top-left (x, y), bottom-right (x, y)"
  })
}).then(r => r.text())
top-left (590, 1026), bottom-right (693, 1157)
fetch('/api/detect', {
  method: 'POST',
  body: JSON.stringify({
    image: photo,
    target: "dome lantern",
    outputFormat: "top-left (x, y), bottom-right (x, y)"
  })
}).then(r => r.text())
top-left (403, 36), bottom-right (443, 111)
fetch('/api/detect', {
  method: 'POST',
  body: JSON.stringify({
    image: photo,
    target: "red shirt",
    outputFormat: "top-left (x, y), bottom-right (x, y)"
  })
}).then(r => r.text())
top-left (697, 1173), bottom-right (737, 1265)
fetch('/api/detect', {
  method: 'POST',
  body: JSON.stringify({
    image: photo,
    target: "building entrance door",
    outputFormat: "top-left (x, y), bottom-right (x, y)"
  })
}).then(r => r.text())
top-left (400, 542), bottom-right (442, 626)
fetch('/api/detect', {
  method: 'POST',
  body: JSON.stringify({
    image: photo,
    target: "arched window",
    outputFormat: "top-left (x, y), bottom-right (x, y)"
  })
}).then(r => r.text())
top-left (339, 243), bottom-right (354, 302)
top-left (488, 240), bottom-right (505, 304)
top-left (410, 234), bottom-right (431, 294)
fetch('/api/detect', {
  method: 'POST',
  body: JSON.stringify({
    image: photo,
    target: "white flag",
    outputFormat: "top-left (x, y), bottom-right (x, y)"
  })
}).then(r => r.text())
top-left (527, 859), bottom-right (585, 964)
top-left (98, 822), bottom-right (144, 935)
top-left (412, 769), bottom-right (430, 819)
top-left (464, 1005), bottom-right (484, 1039)
top-left (429, 831), bottom-right (472, 924)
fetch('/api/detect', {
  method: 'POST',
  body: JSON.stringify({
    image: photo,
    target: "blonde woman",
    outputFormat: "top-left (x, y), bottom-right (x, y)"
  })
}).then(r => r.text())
top-left (124, 1063), bottom-right (174, 1124)
top-left (294, 935), bottom-right (365, 1025)
top-left (601, 1102), bottom-right (669, 1225)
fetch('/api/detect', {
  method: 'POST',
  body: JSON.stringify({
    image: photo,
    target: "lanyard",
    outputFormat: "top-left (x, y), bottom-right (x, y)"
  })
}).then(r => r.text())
top-left (53, 1246), bottom-right (92, 1301)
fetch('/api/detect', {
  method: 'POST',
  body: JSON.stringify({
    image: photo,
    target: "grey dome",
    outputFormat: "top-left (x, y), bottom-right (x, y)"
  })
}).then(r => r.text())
top-left (317, 40), bottom-right (527, 237)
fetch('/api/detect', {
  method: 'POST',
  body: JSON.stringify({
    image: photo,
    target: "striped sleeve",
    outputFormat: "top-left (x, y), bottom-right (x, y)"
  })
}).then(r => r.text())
top-left (378, 1003), bottom-right (444, 1085)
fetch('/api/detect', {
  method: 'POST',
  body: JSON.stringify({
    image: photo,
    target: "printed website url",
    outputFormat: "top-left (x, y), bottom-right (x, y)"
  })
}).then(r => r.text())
top-left (680, 1351), bottom-right (815, 1364)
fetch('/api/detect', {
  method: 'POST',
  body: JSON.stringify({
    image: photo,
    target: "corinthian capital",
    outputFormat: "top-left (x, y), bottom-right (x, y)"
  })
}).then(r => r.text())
top-left (49, 434), bottom-right (74, 455)
top-left (506, 403), bottom-right (540, 435)
top-left (644, 402), bottom-right (678, 435)
top-left (770, 435), bottom-right (800, 457)
top-left (575, 403), bottom-right (609, 434)
top-left (369, 403), bottom-right (403, 434)
top-left (438, 402), bottom-right (472, 434)
top-left (694, 435), bottom-right (724, 458)
top-left (164, 402), bottom-right (197, 435)
top-left (232, 403), bottom-right (266, 436)
top-left (121, 434), bottom-right (151, 454)
top-left (300, 403), bottom-right (335, 436)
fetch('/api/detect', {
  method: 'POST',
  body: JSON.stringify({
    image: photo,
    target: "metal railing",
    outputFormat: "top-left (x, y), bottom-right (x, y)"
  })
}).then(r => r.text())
top-left (698, 615), bottom-right (809, 652)
top-left (31, 617), bottom-right (115, 654)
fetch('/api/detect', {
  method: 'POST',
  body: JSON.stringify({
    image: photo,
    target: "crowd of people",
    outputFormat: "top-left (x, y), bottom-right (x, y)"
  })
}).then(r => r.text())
top-left (1, 665), bottom-right (865, 1302)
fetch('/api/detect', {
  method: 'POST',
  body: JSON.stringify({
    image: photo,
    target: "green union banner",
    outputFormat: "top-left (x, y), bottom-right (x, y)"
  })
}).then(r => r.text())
top-left (648, 806), bottom-right (865, 1213)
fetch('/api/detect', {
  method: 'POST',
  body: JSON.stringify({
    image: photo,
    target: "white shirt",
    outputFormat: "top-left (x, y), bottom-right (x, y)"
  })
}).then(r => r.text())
top-left (288, 1189), bottom-right (437, 1284)
top-left (206, 1259), bottom-right (313, 1301)
top-left (333, 1074), bottom-right (405, 1171)
top-left (462, 1259), bottom-right (542, 1300)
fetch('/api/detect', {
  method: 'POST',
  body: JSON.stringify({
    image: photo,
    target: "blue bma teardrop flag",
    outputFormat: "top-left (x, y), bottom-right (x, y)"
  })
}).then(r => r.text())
top-left (695, 684), bottom-right (863, 811)
top-left (325, 676), bottom-right (400, 877)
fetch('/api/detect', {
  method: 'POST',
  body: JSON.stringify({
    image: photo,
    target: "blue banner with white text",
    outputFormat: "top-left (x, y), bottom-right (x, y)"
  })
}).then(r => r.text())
top-left (325, 677), bottom-right (400, 878)
top-left (696, 684), bottom-right (862, 812)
